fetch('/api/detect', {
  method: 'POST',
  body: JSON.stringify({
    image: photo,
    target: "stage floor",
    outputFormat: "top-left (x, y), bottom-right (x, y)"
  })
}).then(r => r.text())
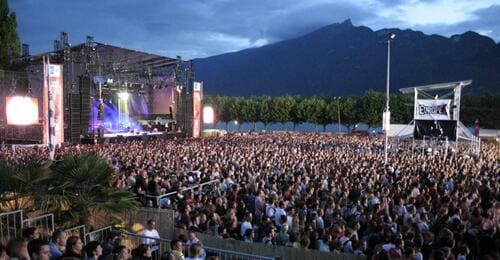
top-left (103, 131), bottom-right (164, 138)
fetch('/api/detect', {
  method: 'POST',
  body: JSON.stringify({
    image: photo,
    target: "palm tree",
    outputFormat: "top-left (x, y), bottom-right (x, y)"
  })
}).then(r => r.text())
top-left (0, 157), bottom-right (52, 211)
top-left (46, 153), bottom-right (138, 228)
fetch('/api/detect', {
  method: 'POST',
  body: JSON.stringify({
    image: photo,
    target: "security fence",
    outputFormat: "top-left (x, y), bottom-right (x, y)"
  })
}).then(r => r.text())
top-left (0, 210), bottom-right (23, 239)
top-left (23, 213), bottom-right (55, 240)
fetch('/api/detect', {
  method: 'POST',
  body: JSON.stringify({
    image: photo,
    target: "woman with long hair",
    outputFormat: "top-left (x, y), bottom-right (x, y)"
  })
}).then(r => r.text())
top-left (60, 236), bottom-right (83, 260)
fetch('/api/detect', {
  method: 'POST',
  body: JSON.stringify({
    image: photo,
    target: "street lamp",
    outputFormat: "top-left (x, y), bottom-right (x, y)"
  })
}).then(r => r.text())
top-left (334, 96), bottom-right (341, 133)
top-left (384, 32), bottom-right (396, 165)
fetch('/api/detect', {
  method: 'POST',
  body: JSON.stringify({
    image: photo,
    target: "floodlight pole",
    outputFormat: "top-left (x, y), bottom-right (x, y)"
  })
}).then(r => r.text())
top-left (384, 33), bottom-right (395, 165)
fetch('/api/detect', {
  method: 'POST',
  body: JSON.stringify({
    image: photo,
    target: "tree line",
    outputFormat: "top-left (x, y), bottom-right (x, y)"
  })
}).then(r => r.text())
top-left (204, 90), bottom-right (500, 131)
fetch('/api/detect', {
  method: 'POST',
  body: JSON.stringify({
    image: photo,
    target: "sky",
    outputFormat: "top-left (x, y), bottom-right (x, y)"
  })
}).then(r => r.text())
top-left (9, 0), bottom-right (500, 59)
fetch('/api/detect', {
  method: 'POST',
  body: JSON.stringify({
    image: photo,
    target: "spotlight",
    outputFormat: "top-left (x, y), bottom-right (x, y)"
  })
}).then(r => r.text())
top-left (118, 92), bottom-right (129, 100)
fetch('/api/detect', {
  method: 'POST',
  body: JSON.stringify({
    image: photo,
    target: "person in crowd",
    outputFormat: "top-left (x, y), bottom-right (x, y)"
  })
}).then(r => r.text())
top-left (142, 219), bottom-right (160, 254)
top-left (100, 232), bottom-right (119, 259)
top-left (49, 230), bottom-right (67, 260)
top-left (83, 241), bottom-right (102, 260)
top-left (23, 227), bottom-right (41, 241)
top-left (168, 240), bottom-right (184, 260)
top-left (111, 246), bottom-right (130, 260)
top-left (28, 239), bottom-right (51, 260)
top-left (185, 243), bottom-right (203, 260)
top-left (60, 236), bottom-right (83, 260)
top-left (7, 238), bottom-right (31, 260)
top-left (131, 244), bottom-right (151, 260)
top-left (0, 244), bottom-right (9, 260)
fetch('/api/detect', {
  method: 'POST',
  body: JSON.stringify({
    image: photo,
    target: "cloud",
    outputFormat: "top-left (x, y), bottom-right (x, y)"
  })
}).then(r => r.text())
top-left (8, 0), bottom-right (500, 59)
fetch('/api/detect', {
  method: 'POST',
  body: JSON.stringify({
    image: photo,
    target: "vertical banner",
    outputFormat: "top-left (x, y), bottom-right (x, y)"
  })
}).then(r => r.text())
top-left (48, 64), bottom-right (64, 144)
top-left (42, 58), bottom-right (49, 145)
top-left (192, 81), bottom-right (202, 138)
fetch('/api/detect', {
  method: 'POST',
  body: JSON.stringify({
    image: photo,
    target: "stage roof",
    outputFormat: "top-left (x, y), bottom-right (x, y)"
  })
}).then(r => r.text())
top-left (399, 80), bottom-right (472, 94)
top-left (23, 42), bottom-right (180, 73)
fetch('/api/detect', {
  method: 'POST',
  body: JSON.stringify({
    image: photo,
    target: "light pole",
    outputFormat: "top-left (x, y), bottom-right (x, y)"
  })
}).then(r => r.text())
top-left (384, 32), bottom-right (396, 165)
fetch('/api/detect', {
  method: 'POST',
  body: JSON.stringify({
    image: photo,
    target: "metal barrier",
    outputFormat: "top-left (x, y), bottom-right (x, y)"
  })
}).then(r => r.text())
top-left (85, 226), bottom-right (113, 243)
top-left (145, 179), bottom-right (220, 208)
top-left (65, 225), bottom-right (87, 243)
top-left (0, 210), bottom-right (23, 239)
top-left (23, 213), bottom-right (55, 240)
top-left (119, 230), bottom-right (274, 260)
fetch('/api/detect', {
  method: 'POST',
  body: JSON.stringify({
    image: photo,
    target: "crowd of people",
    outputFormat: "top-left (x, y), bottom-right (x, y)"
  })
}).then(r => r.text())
top-left (1, 133), bottom-right (498, 259)
top-left (0, 224), bottom-right (211, 260)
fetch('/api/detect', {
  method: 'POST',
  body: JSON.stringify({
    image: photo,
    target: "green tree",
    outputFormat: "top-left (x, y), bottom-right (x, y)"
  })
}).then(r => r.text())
top-left (0, 157), bottom-right (52, 211)
top-left (244, 97), bottom-right (259, 131)
top-left (461, 93), bottom-right (500, 129)
top-left (341, 96), bottom-right (361, 132)
top-left (390, 94), bottom-right (412, 124)
top-left (297, 97), bottom-right (316, 131)
top-left (0, 153), bottom-right (137, 228)
top-left (360, 89), bottom-right (385, 129)
top-left (0, 0), bottom-right (21, 69)
top-left (290, 95), bottom-right (306, 131)
top-left (47, 153), bottom-right (137, 228)
top-left (321, 98), bottom-right (337, 132)
top-left (272, 95), bottom-right (295, 130)
top-left (232, 97), bottom-right (246, 131)
top-left (218, 96), bottom-right (233, 130)
top-left (309, 97), bottom-right (327, 132)
top-left (257, 96), bottom-right (272, 131)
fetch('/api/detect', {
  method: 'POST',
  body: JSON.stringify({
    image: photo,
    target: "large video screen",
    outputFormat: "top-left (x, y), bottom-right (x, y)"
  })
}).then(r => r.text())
top-left (414, 120), bottom-right (457, 141)
top-left (6, 96), bottom-right (39, 125)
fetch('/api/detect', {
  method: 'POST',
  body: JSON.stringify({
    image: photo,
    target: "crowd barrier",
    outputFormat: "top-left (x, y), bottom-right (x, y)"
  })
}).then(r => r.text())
top-left (23, 213), bottom-right (55, 240)
top-left (173, 229), bottom-right (365, 260)
top-left (145, 179), bottom-right (220, 208)
top-left (85, 226), bottom-right (113, 244)
top-left (64, 225), bottom-right (87, 243)
top-left (119, 230), bottom-right (275, 260)
top-left (0, 210), bottom-right (23, 239)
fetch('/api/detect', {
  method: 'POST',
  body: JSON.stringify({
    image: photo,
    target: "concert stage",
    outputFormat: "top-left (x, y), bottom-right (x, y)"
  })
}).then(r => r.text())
top-left (81, 131), bottom-right (184, 144)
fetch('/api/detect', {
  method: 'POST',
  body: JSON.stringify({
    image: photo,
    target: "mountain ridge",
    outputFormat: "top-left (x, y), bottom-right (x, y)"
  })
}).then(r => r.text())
top-left (194, 20), bottom-right (500, 96)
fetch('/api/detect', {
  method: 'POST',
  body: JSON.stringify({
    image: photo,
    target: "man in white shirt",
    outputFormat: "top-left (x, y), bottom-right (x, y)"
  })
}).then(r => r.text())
top-left (240, 212), bottom-right (253, 238)
top-left (143, 219), bottom-right (160, 251)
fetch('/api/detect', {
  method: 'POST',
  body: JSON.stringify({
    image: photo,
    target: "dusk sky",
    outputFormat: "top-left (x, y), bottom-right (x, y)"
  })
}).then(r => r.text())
top-left (10, 0), bottom-right (500, 59)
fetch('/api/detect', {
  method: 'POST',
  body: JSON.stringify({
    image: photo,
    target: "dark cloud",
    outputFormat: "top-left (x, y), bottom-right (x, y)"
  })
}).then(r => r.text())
top-left (8, 0), bottom-right (499, 59)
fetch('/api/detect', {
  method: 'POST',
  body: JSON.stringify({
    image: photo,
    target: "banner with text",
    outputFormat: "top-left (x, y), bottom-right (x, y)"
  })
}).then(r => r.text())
top-left (192, 81), bottom-right (202, 138)
top-left (415, 99), bottom-right (451, 120)
top-left (46, 64), bottom-right (64, 144)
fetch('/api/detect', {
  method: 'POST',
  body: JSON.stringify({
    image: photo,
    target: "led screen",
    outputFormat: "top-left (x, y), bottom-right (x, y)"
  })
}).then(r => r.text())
top-left (6, 96), bottom-right (39, 125)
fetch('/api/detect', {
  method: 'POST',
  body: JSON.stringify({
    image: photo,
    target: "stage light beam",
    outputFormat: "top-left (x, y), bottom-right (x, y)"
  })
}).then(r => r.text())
top-left (118, 92), bottom-right (130, 100)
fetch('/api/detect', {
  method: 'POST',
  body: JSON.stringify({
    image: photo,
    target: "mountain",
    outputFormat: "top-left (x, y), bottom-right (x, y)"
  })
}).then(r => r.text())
top-left (194, 19), bottom-right (500, 96)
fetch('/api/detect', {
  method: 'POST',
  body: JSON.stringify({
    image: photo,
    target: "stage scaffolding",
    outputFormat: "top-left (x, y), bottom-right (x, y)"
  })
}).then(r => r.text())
top-left (391, 80), bottom-right (481, 157)
top-left (5, 34), bottom-right (195, 144)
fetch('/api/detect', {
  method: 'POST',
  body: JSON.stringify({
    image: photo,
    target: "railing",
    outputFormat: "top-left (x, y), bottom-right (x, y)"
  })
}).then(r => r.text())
top-left (0, 210), bottom-right (23, 239)
top-left (23, 213), bottom-right (55, 240)
top-left (145, 179), bottom-right (220, 208)
top-left (119, 230), bottom-right (274, 260)
top-left (64, 225), bottom-right (87, 243)
top-left (85, 226), bottom-right (113, 243)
